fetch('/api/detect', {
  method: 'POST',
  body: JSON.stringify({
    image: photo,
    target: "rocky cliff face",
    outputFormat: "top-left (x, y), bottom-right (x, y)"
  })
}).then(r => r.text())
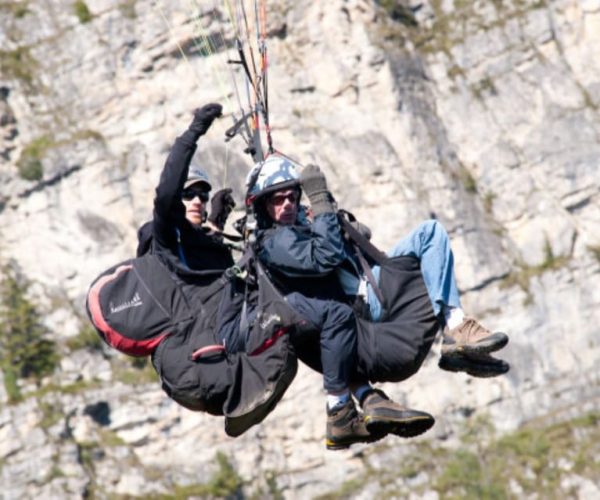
top-left (1, 0), bottom-right (599, 498)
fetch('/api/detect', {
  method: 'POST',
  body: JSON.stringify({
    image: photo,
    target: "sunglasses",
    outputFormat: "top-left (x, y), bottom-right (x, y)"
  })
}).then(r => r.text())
top-left (269, 191), bottom-right (299, 206)
top-left (182, 188), bottom-right (209, 202)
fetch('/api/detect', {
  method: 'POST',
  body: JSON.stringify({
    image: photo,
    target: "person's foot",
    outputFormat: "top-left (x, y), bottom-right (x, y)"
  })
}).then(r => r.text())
top-left (326, 399), bottom-right (384, 450)
top-left (441, 317), bottom-right (509, 357)
top-left (439, 351), bottom-right (510, 378)
top-left (360, 389), bottom-right (435, 438)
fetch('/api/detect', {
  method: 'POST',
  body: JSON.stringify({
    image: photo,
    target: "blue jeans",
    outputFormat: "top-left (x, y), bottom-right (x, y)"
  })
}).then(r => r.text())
top-left (367, 220), bottom-right (461, 321)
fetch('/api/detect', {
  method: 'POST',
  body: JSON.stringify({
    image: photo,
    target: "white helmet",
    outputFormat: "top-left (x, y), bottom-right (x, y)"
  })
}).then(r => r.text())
top-left (246, 154), bottom-right (300, 199)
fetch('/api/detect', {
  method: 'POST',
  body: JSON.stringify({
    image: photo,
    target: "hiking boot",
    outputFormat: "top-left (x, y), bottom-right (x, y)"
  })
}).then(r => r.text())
top-left (439, 352), bottom-right (510, 378)
top-left (441, 317), bottom-right (509, 357)
top-left (326, 399), bottom-right (384, 450)
top-left (361, 389), bottom-right (435, 438)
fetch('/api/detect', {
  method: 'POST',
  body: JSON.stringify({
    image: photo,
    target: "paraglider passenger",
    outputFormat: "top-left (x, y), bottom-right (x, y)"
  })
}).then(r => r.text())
top-left (246, 155), bottom-right (435, 450)
top-left (136, 103), bottom-right (236, 275)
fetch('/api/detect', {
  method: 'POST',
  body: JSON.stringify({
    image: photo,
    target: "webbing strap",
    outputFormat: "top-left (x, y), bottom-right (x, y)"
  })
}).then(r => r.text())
top-left (338, 215), bottom-right (388, 266)
top-left (214, 230), bottom-right (244, 243)
top-left (353, 243), bottom-right (385, 307)
top-left (232, 248), bottom-right (255, 333)
top-left (338, 213), bottom-right (388, 309)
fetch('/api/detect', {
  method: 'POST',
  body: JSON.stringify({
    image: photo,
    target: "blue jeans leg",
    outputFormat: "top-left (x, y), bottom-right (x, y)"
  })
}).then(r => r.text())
top-left (286, 292), bottom-right (356, 393)
top-left (367, 219), bottom-right (462, 320)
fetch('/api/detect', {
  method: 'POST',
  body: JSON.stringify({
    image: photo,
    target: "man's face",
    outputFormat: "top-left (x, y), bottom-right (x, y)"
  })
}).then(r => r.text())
top-left (266, 189), bottom-right (299, 225)
top-left (182, 183), bottom-right (210, 226)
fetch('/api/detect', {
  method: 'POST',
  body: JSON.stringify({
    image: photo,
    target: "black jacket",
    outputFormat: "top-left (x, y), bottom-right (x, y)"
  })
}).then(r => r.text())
top-left (255, 212), bottom-right (353, 300)
top-left (137, 130), bottom-right (234, 275)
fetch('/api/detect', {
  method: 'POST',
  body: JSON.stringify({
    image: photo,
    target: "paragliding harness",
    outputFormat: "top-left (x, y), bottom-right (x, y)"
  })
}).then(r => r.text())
top-left (293, 210), bottom-right (441, 384)
top-left (86, 244), bottom-right (307, 437)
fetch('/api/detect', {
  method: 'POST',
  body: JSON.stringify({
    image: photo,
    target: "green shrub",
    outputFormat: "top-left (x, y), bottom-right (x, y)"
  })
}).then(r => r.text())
top-left (264, 470), bottom-right (285, 500)
top-left (483, 191), bottom-right (497, 213)
top-left (501, 236), bottom-right (570, 304)
top-left (17, 135), bottom-right (55, 181)
top-left (458, 164), bottom-right (478, 193)
top-left (2, 365), bottom-right (22, 403)
top-left (0, 46), bottom-right (37, 84)
top-left (17, 157), bottom-right (43, 181)
top-left (0, 265), bottom-right (59, 400)
top-left (73, 129), bottom-right (104, 142)
top-left (14, 5), bottom-right (29, 18)
top-left (315, 411), bottom-right (600, 500)
top-left (588, 244), bottom-right (600, 263)
top-left (377, 0), bottom-right (418, 26)
top-left (39, 399), bottom-right (63, 429)
top-left (205, 452), bottom-right (245, 497)
top-left (112, 356), bottom-right (158, 385)
top-left (436, 450), bottom-right (487, 497)
top-left (66, 323), bottom-right (103, 352)
top-left (0, 1), bottom-right (31, 18)
top-left (163, 452), bottom-right (245, 499)
top-left (432, 414), bottom-right (600, 499)
top-left (73, 0), bottom-right (92, 23)
top-left (16, 131), bottom-right (104, 181)
top-left (119, 0), bottom-right (137, 19)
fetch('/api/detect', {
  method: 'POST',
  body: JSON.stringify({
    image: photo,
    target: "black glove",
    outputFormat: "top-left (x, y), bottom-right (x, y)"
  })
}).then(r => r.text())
top-left (187, 103), bottom-right (223, 139)
top-left (300, 164), bottom-right (335, 216)
top-left (208, 188), bottom-right (236, 230)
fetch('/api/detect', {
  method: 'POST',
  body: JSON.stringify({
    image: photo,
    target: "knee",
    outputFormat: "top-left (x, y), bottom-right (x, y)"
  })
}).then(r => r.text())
top-left (420, 219), bottom-right (448, 242)
top-left (326, 301), bottom-right (354, 325)
top-left (421, 219), bottom-right (440, 233)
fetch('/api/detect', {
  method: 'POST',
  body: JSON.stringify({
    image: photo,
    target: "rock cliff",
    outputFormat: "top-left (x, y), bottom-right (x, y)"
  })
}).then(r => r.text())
top-left (0, 0), bottom-right (599, 498)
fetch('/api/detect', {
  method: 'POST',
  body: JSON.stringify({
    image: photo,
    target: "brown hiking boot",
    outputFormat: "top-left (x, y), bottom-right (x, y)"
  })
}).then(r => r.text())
top-left (441, 317), bottom-right (509, 357)
top-left (361, 389), bottom-right (435, 438)
top-left (326, 399), bottom-right (384, 450)
top-left (439, 351), bottom-right (510, 378)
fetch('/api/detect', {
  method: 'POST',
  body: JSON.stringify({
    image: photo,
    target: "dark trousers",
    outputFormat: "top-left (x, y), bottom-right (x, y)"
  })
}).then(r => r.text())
top-left (286, 292), bottom-right (356, 393)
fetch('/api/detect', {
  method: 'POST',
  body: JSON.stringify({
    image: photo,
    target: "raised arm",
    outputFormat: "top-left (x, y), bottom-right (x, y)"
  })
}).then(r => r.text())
top-left (152, 103), bottom-right (222, 246)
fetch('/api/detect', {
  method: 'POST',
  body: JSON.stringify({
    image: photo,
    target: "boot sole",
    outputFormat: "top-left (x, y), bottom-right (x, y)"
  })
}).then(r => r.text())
top-left (325, 440), bottom-right (352, 451)
top-left (439, 353), bottom-right (510, 378)
top-left (365, 414), bottom-right (435, 438)
top-left (325, 430), bottom-right (387, 450)
top-left (441, 332), bottom-right (509, 357)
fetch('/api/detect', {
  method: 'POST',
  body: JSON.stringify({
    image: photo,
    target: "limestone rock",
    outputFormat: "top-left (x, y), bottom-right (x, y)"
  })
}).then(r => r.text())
top-left (0, 0), bottom-right (599, 497)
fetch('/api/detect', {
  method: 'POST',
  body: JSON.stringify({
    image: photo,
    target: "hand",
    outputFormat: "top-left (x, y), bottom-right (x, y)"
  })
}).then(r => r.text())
top-left (208, 188), bottom-right (236, 230)
top-left (188, 103), bottom-right (223, 137)
top-left (300, 164), bottom-right (335, 216)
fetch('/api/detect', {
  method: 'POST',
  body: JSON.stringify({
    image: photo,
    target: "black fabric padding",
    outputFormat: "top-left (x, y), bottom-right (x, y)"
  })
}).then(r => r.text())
top-left (151, 285), bottom-right (230, 416)
top-left (88, 251), bottom-right (303, 437)
top-left (356, 255), bottom-right (439, 382)
top-left (223, 261), bottom-right (302, 436)
top-left (150, 259), bottom-right (303, 436)
top-left (294, 256), bottom-right (439, 384)
top-left (87, 254), bottom-right (192, 356)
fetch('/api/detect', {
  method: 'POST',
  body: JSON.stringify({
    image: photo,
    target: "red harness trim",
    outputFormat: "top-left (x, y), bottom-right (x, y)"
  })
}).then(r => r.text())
top-left (249, 327), bottom-right (289, 356)
top-left (88, 264), bottom-right (169, 356)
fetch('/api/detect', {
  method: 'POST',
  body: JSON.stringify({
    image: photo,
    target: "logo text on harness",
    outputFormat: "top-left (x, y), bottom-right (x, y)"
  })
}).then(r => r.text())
top-left (259, 314), bottom-right (281, 330)
top-left (110, 292), bottom-right (143, 313)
